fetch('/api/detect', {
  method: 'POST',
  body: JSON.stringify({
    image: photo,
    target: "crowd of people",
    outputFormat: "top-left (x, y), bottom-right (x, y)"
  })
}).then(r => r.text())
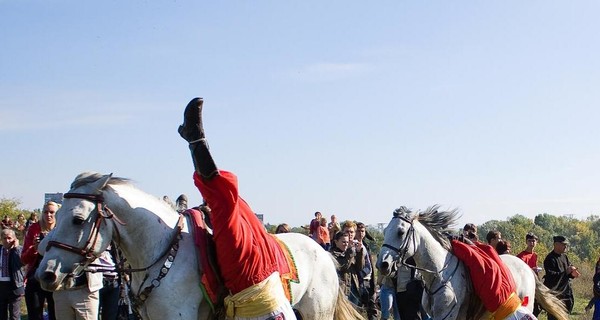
top-left (295, 212), bottom-right (591, 320)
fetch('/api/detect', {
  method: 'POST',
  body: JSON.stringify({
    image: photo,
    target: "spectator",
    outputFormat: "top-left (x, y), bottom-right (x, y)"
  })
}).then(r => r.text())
top-left (92, 246), bottom-right (120, 320)
top-left (356, 222), bottom-right (377, 320)
top-left (328, 215), bottom-right (341, 243)
top-left (0, 228), bottom-right (25, 320)
top-left (317, 218), bottom-right (330, 250)
top-left (53, 258), bottom-right (104, 319)
top-left (329, 232), bottom-right (359, 304)
top-left (376, 270), bottom-right (399, 320)
top-left (543, 235), bottom-right (579, 318)
top-left (395, 257), bottom-right (423, 320)
top-left (21, 201), bottom-right (58, 320)
top-left (175, 194), bottom-right (188, 213)
top-left (275, 223), bottom-right (290, 234)
top-left (309, 212), bottom-right (322, 241)
top-left (24, 213), bottom-right (38, 233)
top-left (495, 240), bottom-right (511, 255)
top-left (486, 230), bottom-right (502, 249)
top-left (585, 256), bottom-right (600, 318)
top-left (162, 195), bottom-right (175, 210)
top-left (462, 223), bottom-right (477, 238)
top-left (517, 233), bottom-right (541, 274)
top-left (0, 216), bottom-right (13, 230)
top-left (341, 221), bottom-right (364, 305)
top-left (13, 214), bottom-right (27, 241)
top-left (517, 232), bottom-right (542, 316)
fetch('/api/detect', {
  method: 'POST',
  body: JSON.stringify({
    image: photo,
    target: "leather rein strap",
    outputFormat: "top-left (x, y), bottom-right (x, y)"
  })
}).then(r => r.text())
top-left (46, 192), bottom-right (114, 261)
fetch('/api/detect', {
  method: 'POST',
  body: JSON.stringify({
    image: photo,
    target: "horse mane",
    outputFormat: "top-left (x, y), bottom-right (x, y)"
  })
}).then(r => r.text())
top-left (415, 205), bottom-right (487, 320)
top-left (70, 172), bottom-right (131, 190)
top-left (414, 205), bottom-right (460, 251)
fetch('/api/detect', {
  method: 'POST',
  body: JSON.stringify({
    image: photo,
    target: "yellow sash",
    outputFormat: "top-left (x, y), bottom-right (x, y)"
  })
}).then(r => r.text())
top-left (486, 292), bottom-right (522, 320)
top-left (224, 272), bottom-right (283, 318)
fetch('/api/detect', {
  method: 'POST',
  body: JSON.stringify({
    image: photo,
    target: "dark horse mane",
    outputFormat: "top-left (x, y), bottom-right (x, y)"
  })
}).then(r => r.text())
top-left (414, 204), bottom-right (460, 251)
top-left (70, 172), bottom-right (131, 190)
top-left (413, 205), bottom-right (486, 320)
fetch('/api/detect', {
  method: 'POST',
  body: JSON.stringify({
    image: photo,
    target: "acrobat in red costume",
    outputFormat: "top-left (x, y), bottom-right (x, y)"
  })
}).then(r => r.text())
top-left (179, 98), bottom-right (296, 320)
top-left (451, 240), bottom-right (537, 320)
top-left (193, 171), bottom-right (280, 293)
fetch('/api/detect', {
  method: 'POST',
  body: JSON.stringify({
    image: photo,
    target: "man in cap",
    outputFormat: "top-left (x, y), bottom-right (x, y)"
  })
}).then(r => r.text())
top-left (175, 194), bottom-right (188, 213)
top-left (543, 235), bottom-right (579, 318)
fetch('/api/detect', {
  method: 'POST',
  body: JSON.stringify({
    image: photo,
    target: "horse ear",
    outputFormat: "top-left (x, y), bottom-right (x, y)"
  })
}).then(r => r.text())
top-left (90, 173), bottom-right (113, 193)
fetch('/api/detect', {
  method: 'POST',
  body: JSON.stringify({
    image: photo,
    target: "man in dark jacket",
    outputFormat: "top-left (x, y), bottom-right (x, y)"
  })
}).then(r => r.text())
top-left (543, 235), bottom-right (579, 318)
top-left (0, 228), bottom-right (25, 320)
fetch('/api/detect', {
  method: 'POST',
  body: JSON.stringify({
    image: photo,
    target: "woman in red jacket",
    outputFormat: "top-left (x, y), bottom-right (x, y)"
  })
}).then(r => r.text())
top-left (21, 201), bottom-right (58, 320)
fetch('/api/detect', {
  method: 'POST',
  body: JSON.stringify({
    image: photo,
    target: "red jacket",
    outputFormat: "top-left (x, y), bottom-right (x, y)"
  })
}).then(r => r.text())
top-left (451, 240), bottom-right (516, 313)
top-left (194, 171), bottom-right (281, 294)
top-left (21, 222), bottom-right (42, 278)
top-left (516, 251), bottom-right (538, 269)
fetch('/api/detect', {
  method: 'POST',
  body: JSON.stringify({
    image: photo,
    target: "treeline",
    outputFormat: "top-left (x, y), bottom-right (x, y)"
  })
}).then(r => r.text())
top-left (266, 213), bottom-right (600, 265)
top-left (477, 213), bottom-right (600, 266)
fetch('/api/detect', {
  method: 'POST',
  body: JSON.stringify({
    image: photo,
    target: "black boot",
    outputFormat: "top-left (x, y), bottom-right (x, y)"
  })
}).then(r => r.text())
top-left (178, 97), bottom-right (205, 143)
top-left (179, 97), bottom-right (219, 179)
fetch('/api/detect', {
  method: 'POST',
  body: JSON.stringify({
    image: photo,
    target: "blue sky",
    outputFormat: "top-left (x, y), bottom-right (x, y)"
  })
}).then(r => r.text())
top-left (1, 1), bottom-right (599, 229)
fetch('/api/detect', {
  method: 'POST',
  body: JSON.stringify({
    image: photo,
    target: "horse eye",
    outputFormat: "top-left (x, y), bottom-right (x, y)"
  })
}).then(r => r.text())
top-left (72, 217), bottom-right (85, 225)
top-left (397, 229), bottom-right (405, 237)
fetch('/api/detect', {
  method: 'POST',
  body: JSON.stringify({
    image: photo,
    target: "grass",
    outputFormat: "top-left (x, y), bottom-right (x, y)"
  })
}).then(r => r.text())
top-left (536, 260), bottom-right (596, 320)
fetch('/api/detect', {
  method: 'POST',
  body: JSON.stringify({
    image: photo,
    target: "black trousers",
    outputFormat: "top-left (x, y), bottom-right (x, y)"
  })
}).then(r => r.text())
top-left (396, 280), bottom-right (423, 320)
top-left (24, 277), bottom-right (56, 320)
top-left (100, 280), bottom-right (120, 320)
top-left (0, 282), bottom-right (21, 320)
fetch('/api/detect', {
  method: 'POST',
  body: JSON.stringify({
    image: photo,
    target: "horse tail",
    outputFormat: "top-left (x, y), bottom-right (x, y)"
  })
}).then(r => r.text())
top-left (327, 254), bottom-right (365, 320)
top-left (333, 286), bottom-right (366, 320)
top-left (533, 275), bottom-right (569, 320)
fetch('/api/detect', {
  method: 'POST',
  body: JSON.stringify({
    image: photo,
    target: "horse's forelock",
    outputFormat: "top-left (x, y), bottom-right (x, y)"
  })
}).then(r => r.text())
top-left (70, 172), bottom-right (130, 190)
top-left (415, 205), bottom-right (460, 250)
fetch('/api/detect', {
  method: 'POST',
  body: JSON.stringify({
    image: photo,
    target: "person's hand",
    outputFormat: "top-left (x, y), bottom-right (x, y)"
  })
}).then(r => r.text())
top-left (568, 265), bottom-right (580, 278)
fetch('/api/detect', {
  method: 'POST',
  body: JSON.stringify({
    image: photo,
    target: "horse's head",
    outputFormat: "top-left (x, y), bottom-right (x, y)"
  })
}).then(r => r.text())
top-left (37, 172), bottom-right (117, 291)
top-left (376, 206), bottom-right (417, 276)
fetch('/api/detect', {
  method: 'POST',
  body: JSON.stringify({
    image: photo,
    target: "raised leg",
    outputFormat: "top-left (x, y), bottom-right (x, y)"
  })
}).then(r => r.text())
top-left (178, 97), bottom-right (218, 179)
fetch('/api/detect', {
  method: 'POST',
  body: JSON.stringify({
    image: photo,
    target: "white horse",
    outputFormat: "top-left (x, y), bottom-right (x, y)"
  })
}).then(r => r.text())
top-left (376, 206), bottom-right (569, 320)
top-left (36, 172), bottom-right (363, 320)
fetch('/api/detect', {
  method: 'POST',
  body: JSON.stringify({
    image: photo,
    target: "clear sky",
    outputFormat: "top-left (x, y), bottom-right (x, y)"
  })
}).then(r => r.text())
top-left (1, 1), bottom-right (599, 229)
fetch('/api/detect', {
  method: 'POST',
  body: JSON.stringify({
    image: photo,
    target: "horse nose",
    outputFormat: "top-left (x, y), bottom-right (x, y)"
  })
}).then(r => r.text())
top-left (380, 261), bottom-right (390, 275)
top-left (40, 271), bottom-right (57, 284)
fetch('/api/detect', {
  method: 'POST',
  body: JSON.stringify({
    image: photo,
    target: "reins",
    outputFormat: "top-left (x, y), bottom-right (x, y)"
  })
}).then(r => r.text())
top-left (46, 192), bottom-right (123, 273)
top-left (45, 191), bottom-right (186, 315)
top-left (383, 214), bottom-right (460, 320)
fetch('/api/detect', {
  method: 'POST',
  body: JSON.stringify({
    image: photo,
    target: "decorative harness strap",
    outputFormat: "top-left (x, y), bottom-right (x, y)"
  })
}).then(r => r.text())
top-left (129, 214), bottom-right (185, 312)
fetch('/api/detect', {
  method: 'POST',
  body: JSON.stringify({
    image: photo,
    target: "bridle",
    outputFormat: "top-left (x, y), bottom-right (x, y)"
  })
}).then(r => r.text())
top-left (381, 214), bottom-right (460, 320)
top-left (46, 192), bottom-right (121, 273)
top-left (45, 191), bottom-right (185, 315)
